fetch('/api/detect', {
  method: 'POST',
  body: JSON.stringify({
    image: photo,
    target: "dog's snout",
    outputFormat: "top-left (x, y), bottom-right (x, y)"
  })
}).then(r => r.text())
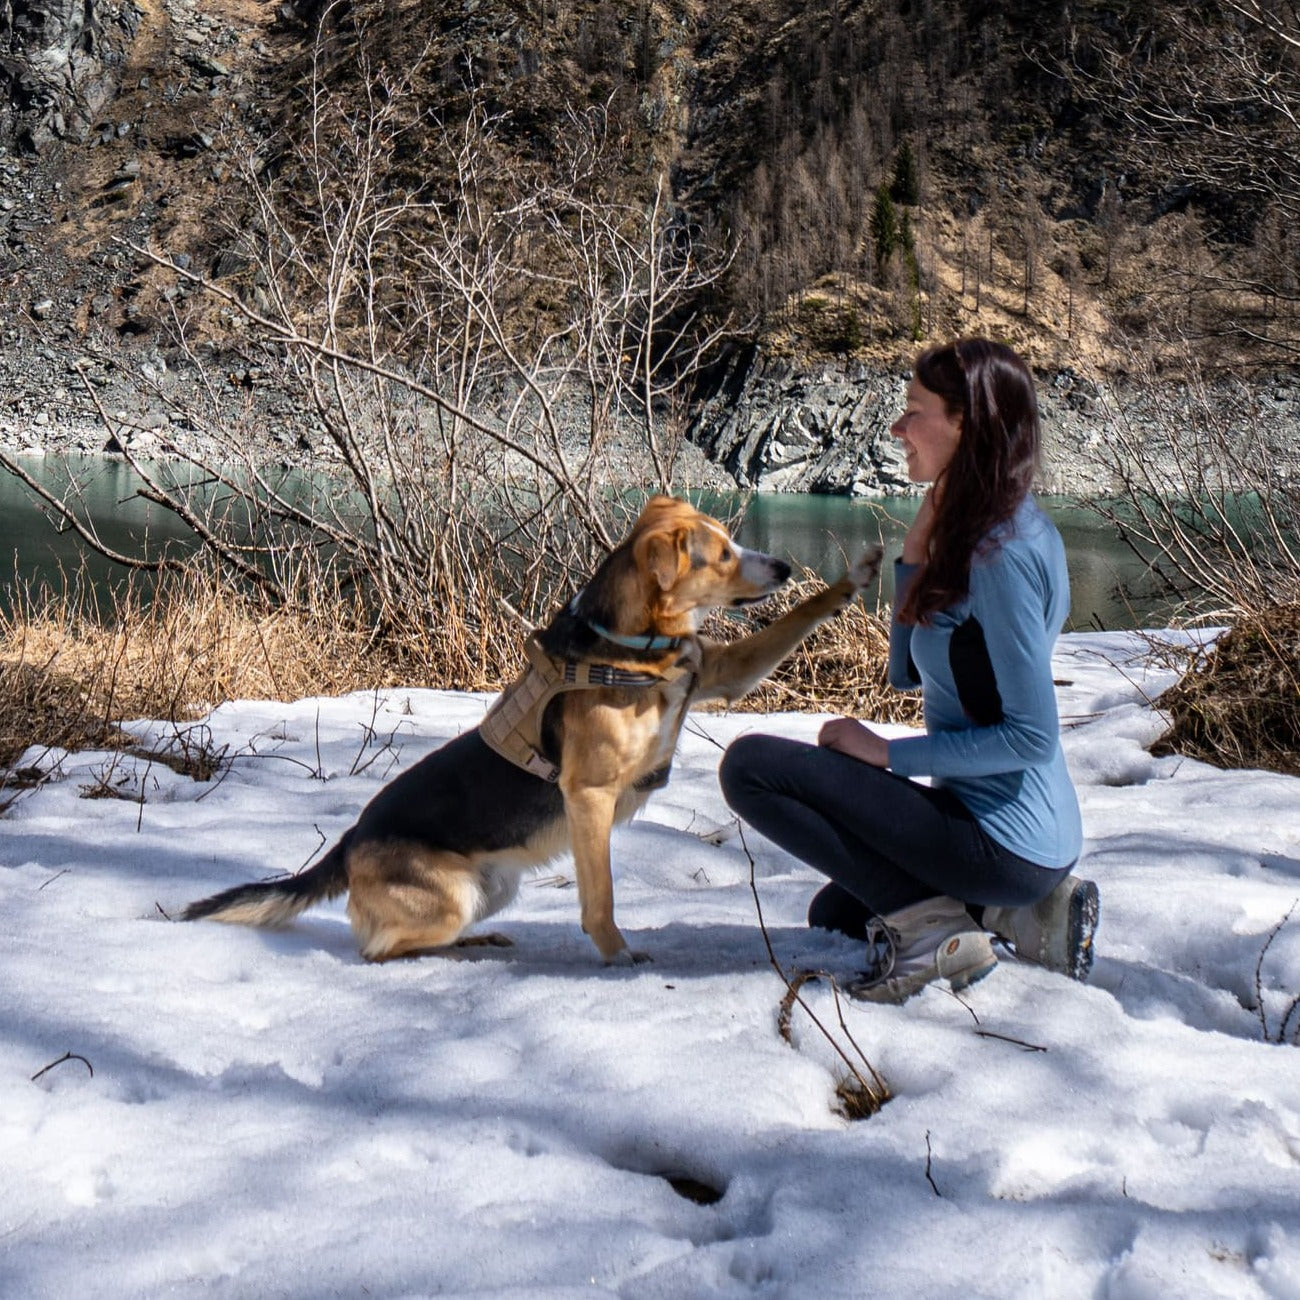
top-left (740, 548), bottom-right (790, 588)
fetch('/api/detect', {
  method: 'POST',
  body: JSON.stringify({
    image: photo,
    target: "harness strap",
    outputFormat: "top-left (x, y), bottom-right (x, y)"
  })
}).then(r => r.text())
top-left (558, 659), bottom-right (664, 690)
top-left (480, 633), bottom-right (694, 784)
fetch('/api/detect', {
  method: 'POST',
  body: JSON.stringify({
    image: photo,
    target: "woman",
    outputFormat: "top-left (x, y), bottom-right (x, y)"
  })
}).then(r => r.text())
top-left (719, 338), bottom-right (1097, 1002)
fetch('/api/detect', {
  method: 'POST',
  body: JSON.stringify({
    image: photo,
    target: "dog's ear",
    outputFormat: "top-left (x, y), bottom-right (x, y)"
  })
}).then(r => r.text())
top-left (633, 496), bottom-right (682, 535)
top-left (636, 527), bottom-right (687, 591)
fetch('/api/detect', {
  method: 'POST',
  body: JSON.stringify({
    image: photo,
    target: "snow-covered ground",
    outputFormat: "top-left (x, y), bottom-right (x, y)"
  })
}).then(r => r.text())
top-left (2, 630), bottom-right (1299, 1299)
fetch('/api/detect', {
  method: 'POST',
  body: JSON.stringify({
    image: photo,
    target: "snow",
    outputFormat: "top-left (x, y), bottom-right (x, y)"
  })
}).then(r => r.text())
top-left (2, 630), bottom-right (1299, 1299)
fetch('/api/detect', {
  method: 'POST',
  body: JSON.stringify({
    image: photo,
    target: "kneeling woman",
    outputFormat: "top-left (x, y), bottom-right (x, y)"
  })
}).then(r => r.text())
top-left (720, 338), bottom-right (1097, 1002)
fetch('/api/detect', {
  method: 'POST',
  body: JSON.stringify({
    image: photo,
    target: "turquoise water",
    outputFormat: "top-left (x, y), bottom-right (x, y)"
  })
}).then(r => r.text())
top-left (720, 492), bottom-right (1160, 633)
top-left (0, 455), bottom-right (197, 605)
top-left (0, 456), bottom-right (1156, 630)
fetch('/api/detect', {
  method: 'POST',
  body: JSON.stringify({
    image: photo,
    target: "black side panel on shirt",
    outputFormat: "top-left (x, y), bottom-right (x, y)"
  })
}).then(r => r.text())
top-left (950, 616), bottom-right (1004, 725)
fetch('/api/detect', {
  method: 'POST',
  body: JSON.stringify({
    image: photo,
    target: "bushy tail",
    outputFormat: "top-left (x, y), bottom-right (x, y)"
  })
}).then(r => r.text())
top-left (181, 840), bottom-right (349, 929)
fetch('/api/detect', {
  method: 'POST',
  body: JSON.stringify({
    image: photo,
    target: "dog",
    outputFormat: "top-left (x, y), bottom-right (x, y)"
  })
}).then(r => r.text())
top-left (183, 496), bottom-right (883, 964)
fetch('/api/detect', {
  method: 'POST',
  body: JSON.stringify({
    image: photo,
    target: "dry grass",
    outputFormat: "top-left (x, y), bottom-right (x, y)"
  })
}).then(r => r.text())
top-left (0, 559), bottom-right (521, 787)
top-left (1151, 603), bottom-right (1300, 777)
top-left (0, 564), bottom-right (907, 804)
top-left (0, 568), bottom-right (370, 766)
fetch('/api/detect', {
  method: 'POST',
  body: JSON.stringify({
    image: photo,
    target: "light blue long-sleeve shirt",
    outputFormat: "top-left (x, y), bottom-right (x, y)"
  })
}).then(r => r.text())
top-left (886, 496), bottom-right (1083, 869)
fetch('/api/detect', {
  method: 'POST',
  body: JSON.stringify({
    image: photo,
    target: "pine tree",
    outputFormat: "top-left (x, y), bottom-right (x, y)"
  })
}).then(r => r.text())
top-left (890, 141), bottom-right (919, 206)
top-left (870, 184), bottom-right (899, 273)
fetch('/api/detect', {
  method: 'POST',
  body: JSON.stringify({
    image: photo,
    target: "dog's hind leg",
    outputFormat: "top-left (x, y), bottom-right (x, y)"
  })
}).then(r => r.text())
top-left (345, 842), bottom-right (491, 962)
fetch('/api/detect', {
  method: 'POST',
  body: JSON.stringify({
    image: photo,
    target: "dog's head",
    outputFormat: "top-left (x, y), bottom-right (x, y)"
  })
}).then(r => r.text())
top-left (630, 496), bottom-right (791, 622)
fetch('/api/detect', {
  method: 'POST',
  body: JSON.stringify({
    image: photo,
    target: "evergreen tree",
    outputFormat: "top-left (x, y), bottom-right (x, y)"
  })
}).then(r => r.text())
top-left (870, 184), bottom-right (899, 272)
top-left (890, 141), bottom-right (920, 206)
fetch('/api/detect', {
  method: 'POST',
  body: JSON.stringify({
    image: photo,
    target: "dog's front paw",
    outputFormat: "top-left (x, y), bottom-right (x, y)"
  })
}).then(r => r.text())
top-left (846, 544), bottom-right (885, 591)
top-left (604, 947), bottom-right (652, 967)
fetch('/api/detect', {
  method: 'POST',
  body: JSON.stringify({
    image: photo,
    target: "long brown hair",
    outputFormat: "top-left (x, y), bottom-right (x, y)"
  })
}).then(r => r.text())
top-left (899, 338), bottom-right (1041, 625)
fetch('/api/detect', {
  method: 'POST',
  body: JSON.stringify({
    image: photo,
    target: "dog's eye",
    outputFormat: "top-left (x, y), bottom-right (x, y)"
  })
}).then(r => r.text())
top-left (719, 547), bottom-right (733, 563)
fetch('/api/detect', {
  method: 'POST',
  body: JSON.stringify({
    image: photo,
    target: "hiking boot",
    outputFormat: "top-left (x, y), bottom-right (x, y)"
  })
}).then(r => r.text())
top-left (983, 876), bottom-right (1099, 982)
top-left (847, 895), bottom-right (998, 1004)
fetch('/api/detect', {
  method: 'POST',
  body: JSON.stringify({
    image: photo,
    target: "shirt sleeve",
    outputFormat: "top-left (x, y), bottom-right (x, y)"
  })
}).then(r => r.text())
top-left (887, 545), bottom-right (1064, 778)
top-left (887, 560), bottom-right (922, 691)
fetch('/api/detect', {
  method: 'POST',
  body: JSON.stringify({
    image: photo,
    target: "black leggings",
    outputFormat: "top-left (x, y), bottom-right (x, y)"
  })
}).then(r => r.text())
top-left (719, 733), bottom-right (1071, 939)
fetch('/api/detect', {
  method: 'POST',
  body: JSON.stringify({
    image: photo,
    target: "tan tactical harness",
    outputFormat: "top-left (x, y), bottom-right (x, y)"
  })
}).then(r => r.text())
top-left (479, 632), bottom-right (694, 786)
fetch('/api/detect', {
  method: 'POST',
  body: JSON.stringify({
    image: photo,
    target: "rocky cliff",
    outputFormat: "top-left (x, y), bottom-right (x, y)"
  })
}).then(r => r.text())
top-left (0, 0), bottom-right (140, 151)
top-left (688, 350), bottom-right (1300, 498)
top-left (3, 0), bottom-right (1298, 496)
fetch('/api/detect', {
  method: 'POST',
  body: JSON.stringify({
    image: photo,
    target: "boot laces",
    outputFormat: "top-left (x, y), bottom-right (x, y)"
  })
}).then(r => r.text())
top-left (859, 916), bottom-right (899, 984)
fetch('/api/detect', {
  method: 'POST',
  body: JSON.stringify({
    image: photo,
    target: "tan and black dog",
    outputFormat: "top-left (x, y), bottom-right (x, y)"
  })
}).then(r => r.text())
top-left (183, 496), bottom-right (882, 964)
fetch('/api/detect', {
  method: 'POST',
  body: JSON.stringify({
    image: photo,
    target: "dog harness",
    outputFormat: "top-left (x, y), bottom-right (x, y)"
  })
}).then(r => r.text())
top-left (479, 630), bottom-right (695, 787)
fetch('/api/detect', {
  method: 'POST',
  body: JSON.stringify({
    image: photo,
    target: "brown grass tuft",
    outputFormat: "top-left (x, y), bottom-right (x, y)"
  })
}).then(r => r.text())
top-left (0, 558), bottom-right (525, 782)
top-left (1151, 603), bottom-right (1300, 777)
top-left (0, 567), bottom-right (363, 772)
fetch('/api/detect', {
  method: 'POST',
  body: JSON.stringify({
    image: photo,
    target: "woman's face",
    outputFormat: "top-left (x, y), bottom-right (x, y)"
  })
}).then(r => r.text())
top-left (890, 379), bottom-right (962, 484)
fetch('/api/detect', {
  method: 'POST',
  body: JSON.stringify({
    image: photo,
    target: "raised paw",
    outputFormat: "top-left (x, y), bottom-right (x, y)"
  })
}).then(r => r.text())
top-left (846, 544), bottom-right (885, 591)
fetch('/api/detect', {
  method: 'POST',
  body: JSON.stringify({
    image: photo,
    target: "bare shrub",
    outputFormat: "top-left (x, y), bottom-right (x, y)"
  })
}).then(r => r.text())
top-left (1083, 343), bottom-right (1300, 776)
top-left (1151, 603), bottom-right (1300, 777)
top-left (1085, 354), bottom-right (1300, 620)
top-left (2, 8), bottom-right (736, 691)
top-left (0, 555), bottom-right (510, 791)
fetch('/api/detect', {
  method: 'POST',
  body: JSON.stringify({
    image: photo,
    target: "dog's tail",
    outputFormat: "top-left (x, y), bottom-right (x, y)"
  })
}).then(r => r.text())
top-left (181, 838), bottom-right (349, 929)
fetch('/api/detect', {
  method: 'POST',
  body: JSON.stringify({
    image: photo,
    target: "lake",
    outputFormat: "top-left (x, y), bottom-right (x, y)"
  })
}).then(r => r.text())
top-left (719, 491), bottom-right (1163, 632)
top-left (0, 455), bottom-right (1159, 631)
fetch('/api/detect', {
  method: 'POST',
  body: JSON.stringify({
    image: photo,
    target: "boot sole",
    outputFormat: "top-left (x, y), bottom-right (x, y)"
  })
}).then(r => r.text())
top-left (1064, 879), bottom-right (1100, 982)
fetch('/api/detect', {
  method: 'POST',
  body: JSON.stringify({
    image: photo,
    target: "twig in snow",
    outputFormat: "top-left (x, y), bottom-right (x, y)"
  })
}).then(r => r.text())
top-left (924, 1131), bottom-right (942, 1197)
top-left (31, 1051), bottom-right (94, 1082)
top-left (777, 970), bottom-right (821, 1044)
top-left (973, 1029), bottom-right (1048, 1052)
top-left (683, 717), bottom-right (725, 751)
top-left (743, 825), bottom-right (890, 1116)
top-left (299, 826), bottom-right (328, 873)
top-left (1280, 995), bottom-right (1300, 1047)
top-left (951, 982), bottom-right (1048, 1052)
top-left (1255, 898), bottom-right (1300, 1043)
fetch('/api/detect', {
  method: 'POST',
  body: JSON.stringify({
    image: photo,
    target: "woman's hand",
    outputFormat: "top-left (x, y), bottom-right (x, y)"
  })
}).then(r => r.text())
top-left (902, 486), bottom-right (938, 565)
top-left (818, 717), bottom-right (891, 768)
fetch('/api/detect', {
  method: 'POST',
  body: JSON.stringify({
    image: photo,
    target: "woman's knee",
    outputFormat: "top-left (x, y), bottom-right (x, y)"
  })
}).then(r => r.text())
top-left (718, 733), bottom-right (782, 811)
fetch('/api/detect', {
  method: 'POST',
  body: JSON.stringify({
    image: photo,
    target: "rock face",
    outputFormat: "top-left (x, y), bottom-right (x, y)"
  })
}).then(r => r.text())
top-left (686, 348), bottom-right (1300, 498)
top-left (688, 347), bottom-right (914, 496)
top-left (686, 347), bottom-right (1113, 496)
top-left (0, 0), bottom-right (139, 151)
